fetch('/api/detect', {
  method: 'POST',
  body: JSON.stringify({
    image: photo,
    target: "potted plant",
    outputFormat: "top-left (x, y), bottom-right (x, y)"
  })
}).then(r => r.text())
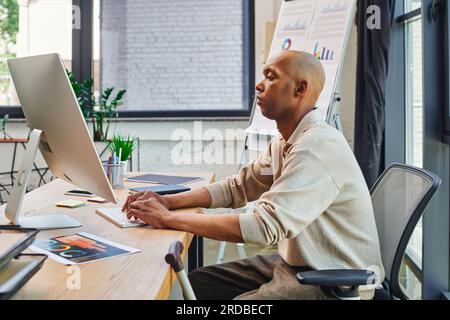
top-left (93, 88), bottom-right (126, 142)
top-left (108, 135), bottom-right (137, 172)
top-left (67, 71), bottom-right (126, 142)
top-left (1, 114), bottom-right (12, 139)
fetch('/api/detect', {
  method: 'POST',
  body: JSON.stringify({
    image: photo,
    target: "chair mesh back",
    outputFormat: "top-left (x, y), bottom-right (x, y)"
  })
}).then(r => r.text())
top-left (371, 166), bottom-right (433, 286)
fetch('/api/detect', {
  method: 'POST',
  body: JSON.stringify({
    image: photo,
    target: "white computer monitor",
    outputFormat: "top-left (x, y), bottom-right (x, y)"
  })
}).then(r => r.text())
top-left (5, 53), bottom-right (118, 229)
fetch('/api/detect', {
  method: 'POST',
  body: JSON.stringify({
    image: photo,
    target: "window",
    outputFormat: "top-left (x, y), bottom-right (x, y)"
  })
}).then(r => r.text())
top-left (0, 0), bottom-right (73, 115)
top-left (2, 0), bottom-right (254, 118)
top-left (405, 18), bottom-right (423, 169)
top-left (399, 0), bottom-right (423, 299)
top-left (405, 0), bottom-right (421, 12)
top-left (389, 0), bottom-right (450, 300)
top-left (95, 0), bottom-right (254, 117)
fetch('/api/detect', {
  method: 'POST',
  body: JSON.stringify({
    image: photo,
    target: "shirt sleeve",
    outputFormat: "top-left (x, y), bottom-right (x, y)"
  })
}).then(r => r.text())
top-left (239, 149), bottom-right (340, 246)
top-left (204, 140), bottom-right (275, 209)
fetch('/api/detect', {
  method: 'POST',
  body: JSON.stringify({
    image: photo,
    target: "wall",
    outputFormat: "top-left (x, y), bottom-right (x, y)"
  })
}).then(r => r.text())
top-left (101, 0), bottom-right (245, 111)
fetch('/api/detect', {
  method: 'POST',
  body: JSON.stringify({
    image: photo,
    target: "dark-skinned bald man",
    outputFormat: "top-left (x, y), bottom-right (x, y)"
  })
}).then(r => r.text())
top-left (123, 51), bottom-right (385, 300)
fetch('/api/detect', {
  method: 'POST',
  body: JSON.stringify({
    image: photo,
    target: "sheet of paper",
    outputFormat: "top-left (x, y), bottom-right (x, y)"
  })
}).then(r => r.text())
top-left (29, 232), bottom-right (141, 265)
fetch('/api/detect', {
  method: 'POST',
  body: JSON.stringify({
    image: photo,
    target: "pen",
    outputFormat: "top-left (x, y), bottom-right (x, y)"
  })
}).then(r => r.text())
top-left (112, 150), bottom-right (117, 184)
top-left (107, 155), bottom-right (112, 179)
top-left (112, 150), bottom-right (117, 165)
top-left (118, 148), bottom-right (122, 165)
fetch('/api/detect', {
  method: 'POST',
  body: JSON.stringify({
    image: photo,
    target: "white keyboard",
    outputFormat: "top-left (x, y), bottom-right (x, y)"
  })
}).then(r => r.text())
top-left (95, 207), bottom-right (146, 228)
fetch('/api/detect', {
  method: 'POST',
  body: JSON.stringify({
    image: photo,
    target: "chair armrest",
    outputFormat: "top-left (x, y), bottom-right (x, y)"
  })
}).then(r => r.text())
top-left (296, 269), bottom-right (377, 287)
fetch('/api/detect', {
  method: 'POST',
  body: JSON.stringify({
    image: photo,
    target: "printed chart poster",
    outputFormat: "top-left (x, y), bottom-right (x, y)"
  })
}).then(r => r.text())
top-left (248, 0), bottom-right (355, 134)
top-left (269, 0), bottom-right (354, 65)
top-left (268, 0), bottom-right (317, 57)
top-left (30, 232), bottom-right (141, 265)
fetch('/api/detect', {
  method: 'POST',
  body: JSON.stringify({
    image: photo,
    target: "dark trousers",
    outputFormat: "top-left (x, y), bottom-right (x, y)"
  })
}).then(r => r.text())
top-left (188, 254), bottom-right (333, 300)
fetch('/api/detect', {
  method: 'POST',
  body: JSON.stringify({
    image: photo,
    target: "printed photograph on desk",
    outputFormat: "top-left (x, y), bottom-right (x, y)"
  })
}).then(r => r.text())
top-left (29, 232), bottom-right (141, 265)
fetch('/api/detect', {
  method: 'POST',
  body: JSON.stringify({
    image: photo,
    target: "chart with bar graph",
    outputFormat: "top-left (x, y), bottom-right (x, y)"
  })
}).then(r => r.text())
top-left (313, 43), bottom-right (335, 61)
top-left (248, 0), bottom-right (355, 135)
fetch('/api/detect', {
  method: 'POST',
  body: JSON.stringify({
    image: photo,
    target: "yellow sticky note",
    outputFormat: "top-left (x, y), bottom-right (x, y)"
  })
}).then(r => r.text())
top-left (56, 199), bottom-right (87, 209)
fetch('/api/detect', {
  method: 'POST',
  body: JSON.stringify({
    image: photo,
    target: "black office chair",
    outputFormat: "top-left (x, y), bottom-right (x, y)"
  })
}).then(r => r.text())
top-left (296, 163), bottom-right (441, 300)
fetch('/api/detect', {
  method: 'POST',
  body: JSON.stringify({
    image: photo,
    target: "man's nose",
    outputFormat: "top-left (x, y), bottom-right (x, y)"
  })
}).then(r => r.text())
top-left (255, 81), bottom-right (264, 93)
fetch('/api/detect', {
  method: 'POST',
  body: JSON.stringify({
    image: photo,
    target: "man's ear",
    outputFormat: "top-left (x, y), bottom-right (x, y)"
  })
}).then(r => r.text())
top-left (296, 80), bottom-right (308, 96)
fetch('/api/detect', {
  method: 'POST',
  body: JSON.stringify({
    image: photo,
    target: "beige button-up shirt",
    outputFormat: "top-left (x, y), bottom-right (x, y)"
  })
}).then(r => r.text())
top-left (205, 109), bottom-right (385, 295)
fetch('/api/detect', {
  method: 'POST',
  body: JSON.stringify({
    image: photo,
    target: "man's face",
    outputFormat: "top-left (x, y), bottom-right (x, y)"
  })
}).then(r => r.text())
top-left (255, 57), bottom-right (297, 121)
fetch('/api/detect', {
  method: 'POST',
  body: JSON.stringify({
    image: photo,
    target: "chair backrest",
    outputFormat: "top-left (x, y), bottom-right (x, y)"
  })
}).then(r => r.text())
top-left (370, 163), bottom-right (441, 299)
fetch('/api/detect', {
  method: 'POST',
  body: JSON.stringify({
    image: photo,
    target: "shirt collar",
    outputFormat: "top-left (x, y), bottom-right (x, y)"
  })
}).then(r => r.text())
top-left (283, 108), bottom-right (322, 146)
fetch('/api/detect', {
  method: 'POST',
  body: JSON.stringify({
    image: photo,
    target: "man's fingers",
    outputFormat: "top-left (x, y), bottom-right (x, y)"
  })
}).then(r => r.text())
top-left (123, 192), bottom-right (147, 211)
top-left (122, 195), bottom-right (132, 211)
top-left (123, 195), bottom-right (133, 210)
top-left (134, 198), bottom-right (160, 208)
top-left (136, 195), bottom-right (148, 202)
top-left (127, 209), bottom-right (145, 220)
top-left (129, 201), bottom-right (147, 211)
top-left (137, 191), bottom-right (158, 201)
top-left (132, 191), bottom-right (146, 202)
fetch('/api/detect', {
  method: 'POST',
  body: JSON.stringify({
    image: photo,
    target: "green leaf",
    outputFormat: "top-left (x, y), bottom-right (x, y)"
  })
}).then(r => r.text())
top-left (67, 70), bottom-right (126, 141)
top-left (0, 0), bottom-right (19, 46)
top-left (108, 134), bottom-right (137, 161)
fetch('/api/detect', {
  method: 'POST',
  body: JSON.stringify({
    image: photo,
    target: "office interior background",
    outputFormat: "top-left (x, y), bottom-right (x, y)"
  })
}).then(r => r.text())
top-left (0, 0), bottom-right (448, 300)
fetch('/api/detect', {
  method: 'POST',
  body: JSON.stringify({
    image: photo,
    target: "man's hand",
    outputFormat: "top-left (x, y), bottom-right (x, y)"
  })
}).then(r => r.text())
top-left (126, 198), bottom-right (174, 228)
top-left (122, 191), bottom-right (170, 212)
top-left (120, 185), bottom-right (242, 242)
top-left (123, 187), bottom-right (213, 213)
top-left (125, 196), bottom-right (244, 243)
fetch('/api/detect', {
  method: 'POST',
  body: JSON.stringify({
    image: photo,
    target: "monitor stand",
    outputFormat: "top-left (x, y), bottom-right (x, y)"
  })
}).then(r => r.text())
top-left (4, 129), bottom-right (82, 230)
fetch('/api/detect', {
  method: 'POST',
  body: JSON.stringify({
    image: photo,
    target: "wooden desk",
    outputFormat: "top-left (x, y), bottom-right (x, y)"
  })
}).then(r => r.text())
top-left (0, 172), bottom-right (214, 300)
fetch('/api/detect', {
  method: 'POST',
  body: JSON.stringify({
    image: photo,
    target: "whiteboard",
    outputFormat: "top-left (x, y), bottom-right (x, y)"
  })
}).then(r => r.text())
top-left (246, 0), bottom-right (356, 137)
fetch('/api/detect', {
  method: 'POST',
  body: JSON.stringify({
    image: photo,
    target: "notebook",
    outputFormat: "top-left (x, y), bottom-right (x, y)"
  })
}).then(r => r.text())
top-left (125, 174), bottom-right (202, 185)
top-left (129, 184), bottom-right (191, 195)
